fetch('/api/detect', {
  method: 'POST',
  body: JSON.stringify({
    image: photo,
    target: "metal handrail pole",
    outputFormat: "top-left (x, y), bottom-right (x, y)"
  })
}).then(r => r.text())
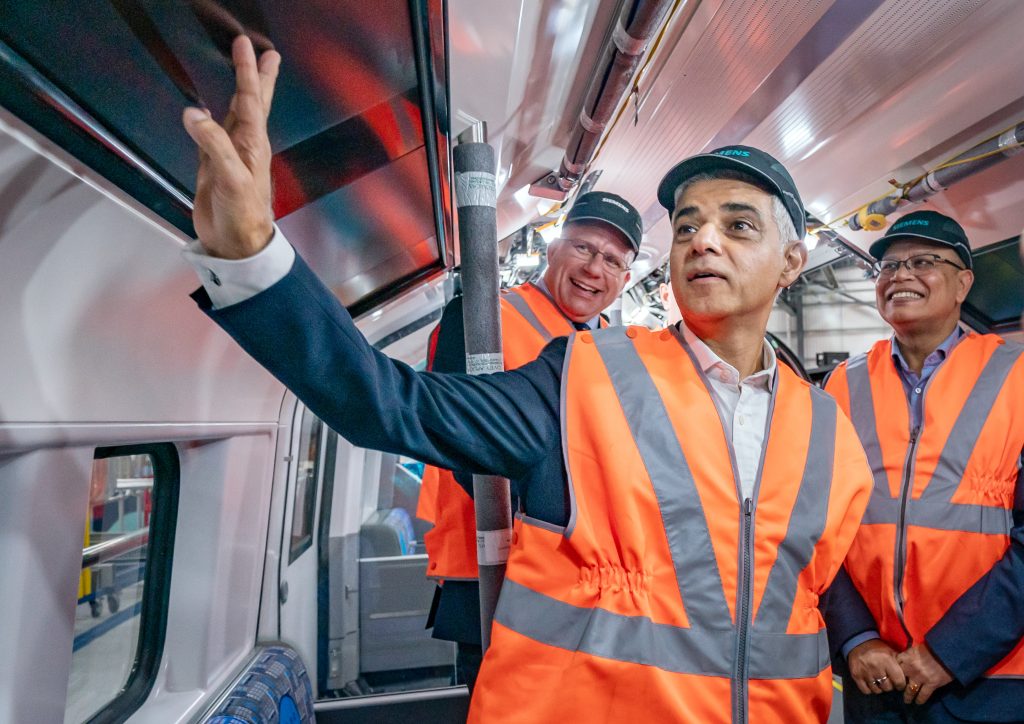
top-left (82, 528), bottom-right (149, 569)
top-left (453, 139), bottom-right (512, 651)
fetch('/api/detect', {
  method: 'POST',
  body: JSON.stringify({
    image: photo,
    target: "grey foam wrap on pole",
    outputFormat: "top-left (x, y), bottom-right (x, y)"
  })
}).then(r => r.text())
top-left (454, 141), bottom-right (512, 651)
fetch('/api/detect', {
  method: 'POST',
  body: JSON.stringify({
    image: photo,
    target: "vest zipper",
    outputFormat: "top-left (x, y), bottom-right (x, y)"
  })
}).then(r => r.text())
top-left (733, 496), bottom-right (754, 724)
top-left (893, 425), bottom-right (920, 640)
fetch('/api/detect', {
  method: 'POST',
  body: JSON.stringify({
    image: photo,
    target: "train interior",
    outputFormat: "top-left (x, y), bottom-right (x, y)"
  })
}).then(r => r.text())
top-left (1, 0), bottom-right (1022, 722)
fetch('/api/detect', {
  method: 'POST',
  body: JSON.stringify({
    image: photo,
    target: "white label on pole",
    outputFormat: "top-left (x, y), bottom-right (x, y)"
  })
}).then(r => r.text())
top-left (455, 171), bottom-right (496, 208)
top-left (466, 352), bottom-right (503, 375)
top-left (477, 528), bottom-right (512, 566)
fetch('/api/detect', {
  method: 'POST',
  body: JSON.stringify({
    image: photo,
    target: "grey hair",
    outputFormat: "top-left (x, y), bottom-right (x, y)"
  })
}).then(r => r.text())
top-left (672, 169), bottom-right (799, 246)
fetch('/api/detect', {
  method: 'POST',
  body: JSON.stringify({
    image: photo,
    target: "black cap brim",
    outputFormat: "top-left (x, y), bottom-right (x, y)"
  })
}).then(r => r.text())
top-left (656, 154), bottom-right (806, 238)
top-left (869, 234), bottom-right (973, 269)
top-left (563, 213), bottom-right (640, 254)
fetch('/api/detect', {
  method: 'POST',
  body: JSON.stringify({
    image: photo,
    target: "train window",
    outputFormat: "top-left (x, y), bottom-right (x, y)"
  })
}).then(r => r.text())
top-left (64, 444), bottom-right (179, 724)
top-left (290, 413), bottom-right (323, 563)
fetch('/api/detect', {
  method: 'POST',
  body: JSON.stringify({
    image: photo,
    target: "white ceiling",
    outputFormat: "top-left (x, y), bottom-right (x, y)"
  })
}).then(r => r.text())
top-left (449, 0), bottom-right (1024, 281)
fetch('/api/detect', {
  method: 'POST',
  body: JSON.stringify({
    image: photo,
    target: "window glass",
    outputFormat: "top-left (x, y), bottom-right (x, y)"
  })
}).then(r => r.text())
top-left (290, 413), bottom-right (323, 562)
top-left (65, 452), bottom-right (155, 723)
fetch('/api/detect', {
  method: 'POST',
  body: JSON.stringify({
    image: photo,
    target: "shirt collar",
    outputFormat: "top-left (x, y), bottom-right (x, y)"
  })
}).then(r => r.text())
top-left (533, 278), bottom-right (602, 330)
top-left (679, 321), bottom-right (777, 390)
top-left (890, 325), bottom-right (965, 375)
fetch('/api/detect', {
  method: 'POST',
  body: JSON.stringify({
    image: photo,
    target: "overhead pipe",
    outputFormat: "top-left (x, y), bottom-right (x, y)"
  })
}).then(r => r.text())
top-left (452, 139), bottom-right (513, 651)
top-left (848, 121), bottom-right (1024, 231)
top-left (531, 0), bottom-right (675, 199)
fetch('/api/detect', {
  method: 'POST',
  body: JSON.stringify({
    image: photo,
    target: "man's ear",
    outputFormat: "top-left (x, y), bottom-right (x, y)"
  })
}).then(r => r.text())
top-left (955, 268), bottom-right (974, 304)
top-left (780, 240), bottom-right (808, 289)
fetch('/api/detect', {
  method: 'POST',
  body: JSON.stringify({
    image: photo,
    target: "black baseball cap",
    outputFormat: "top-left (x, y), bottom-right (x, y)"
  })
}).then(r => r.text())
top-left (869, 210), bottom-right (973, 269)
top-left (564, 191), bottom-right (644, 254)
top-left (656, 145), bottom-right (806, 239)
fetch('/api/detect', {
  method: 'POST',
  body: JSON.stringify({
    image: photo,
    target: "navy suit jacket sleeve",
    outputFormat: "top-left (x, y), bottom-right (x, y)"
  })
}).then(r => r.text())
top-left (820, 565), bottom-right (878, 664)
top-left (192, 254), bottom-right (564, 482)
top-left (925, 465), bottom-right (1024, 686)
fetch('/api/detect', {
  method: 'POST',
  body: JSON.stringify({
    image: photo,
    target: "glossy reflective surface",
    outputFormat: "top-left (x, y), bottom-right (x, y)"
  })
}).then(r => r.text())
top-left (0, 0), bottom-right (452, 311)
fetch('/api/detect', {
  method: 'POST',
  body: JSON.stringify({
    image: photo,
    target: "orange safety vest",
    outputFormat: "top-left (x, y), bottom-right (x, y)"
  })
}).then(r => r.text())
top-left (826, 334), bottom-right (1024, 676)
top-left (470, 326), bottom-right (872, 723)
top-left (422, 283), bottom-right (588, 580)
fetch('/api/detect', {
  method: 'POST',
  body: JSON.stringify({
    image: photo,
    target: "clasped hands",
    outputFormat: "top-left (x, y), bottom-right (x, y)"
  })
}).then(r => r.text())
top-left (848, 639), bottom-right (954, 706)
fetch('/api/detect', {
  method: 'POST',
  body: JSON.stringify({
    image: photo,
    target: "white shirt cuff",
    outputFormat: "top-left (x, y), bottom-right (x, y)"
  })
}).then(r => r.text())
top-left (182, 226), bottom-right (296, 309)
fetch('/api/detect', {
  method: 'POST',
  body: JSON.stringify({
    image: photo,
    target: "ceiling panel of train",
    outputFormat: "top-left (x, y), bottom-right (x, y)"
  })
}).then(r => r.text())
top-left (1, 0), bottom-right (1019, 320)
top-left (452, 0), bottom-right (1024, 295)
top-left (0, 0), bottom-right (452, 315)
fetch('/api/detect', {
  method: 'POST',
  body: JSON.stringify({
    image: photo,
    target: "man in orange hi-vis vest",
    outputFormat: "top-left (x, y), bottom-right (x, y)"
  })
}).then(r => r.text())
top-left (824, 211), bottom-right (1024, 722)
top-left (182, 38), bottom-right (875, 722)
top-left (418, 191), bottom-right (642, 691)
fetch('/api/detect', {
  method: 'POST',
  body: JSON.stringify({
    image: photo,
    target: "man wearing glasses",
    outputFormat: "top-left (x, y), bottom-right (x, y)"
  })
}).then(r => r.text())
top-left (824, 210), bottom-right (1024, 722)
top-left (419, 191), bottom-right (641, 692)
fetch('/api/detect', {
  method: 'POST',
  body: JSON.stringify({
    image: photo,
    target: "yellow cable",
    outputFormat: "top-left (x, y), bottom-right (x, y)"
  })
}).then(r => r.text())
top-left (797, 121), bottom-right (1023, 234)
top-left (533, 1), bottom-right (685, 228)
top-left (932, 145), bottom-right (1013, 171)
top-left (590, 0), bottom-right (686, 165)
top-left (814, 125), bottom-right (1020, 232)
top-left (813, 184), bottom-right (904, 233)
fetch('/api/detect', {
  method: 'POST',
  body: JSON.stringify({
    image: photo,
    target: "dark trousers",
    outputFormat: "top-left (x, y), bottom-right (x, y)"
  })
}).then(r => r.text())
top-left (842, 675), bottom-right (971, 723)
top-left (456, 642), bottom-right (483, 694)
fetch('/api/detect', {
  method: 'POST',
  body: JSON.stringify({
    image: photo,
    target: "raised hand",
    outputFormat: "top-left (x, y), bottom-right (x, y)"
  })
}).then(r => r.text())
top-left (897, 644), bottom-right (953, 706)
top-left (182, 35), bottom-right (281, 259)
top-left (847, 638), bottom-right (907, 695)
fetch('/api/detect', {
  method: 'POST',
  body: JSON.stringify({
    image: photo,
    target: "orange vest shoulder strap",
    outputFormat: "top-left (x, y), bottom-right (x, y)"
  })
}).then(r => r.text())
top-left (501, 283), bottom-right (575, 341)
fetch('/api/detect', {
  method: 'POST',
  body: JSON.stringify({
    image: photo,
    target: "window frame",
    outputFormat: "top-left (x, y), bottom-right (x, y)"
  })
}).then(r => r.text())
top-left (288, 413), bottom-right (324, 564)
top-left (83, 442), bottom-right (180, 724)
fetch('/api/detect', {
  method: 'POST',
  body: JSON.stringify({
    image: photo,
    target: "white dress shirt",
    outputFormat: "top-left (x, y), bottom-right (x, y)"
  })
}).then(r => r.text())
top-left (181, 229), bottom-right (294, 310)
top-left (183, 231), bottom-right (776, 501)
top-left (679, 322), bottom-right (776, 501)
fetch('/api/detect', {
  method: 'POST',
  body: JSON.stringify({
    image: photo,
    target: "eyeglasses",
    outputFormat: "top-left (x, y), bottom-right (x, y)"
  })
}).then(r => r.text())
top-left (872, 253), bottom-right (965, 278)
top-left (562, 239), bottom-right (632, 273)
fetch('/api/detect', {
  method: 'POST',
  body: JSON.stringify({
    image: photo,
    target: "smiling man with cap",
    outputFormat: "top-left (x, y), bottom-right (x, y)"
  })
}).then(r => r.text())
top-left (180, 38), bottom-right (874, 722)
top-left (824, 209), bottom-right (1024, 722)
top-left (417, 190), bottom-right (641, 692)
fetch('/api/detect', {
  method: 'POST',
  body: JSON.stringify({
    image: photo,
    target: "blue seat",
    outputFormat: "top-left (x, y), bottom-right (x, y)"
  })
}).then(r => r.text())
top-left (204, 645), bottom-right (314, 724)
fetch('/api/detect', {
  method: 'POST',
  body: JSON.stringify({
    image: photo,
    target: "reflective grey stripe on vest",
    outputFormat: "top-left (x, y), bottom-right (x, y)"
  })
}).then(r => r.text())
top-left (494, 579), bottom-right (830, 679)
top-left (592, 328), bottom-right (732, 631)
top-left (847, 344), bottom-right (1022, 535)
top-left (755, 389), bottom-right (837, 630)
top-left (845, 355), bottom-right (890, 521)
top-left (923, 344), bottom-right (1023, 501)
top-left (502, 286), bottom-right (571, 342)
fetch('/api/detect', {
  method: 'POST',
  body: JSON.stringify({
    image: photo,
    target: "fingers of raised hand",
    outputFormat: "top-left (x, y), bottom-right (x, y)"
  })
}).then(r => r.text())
top-left (182, 107), bottom-right (244, 177)
top-left (231, 36), bottom-right (280, 127)
top-left (231, 36), bottom-right (262, 119)
top-left (257, 46), bottom-right (281, 118)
